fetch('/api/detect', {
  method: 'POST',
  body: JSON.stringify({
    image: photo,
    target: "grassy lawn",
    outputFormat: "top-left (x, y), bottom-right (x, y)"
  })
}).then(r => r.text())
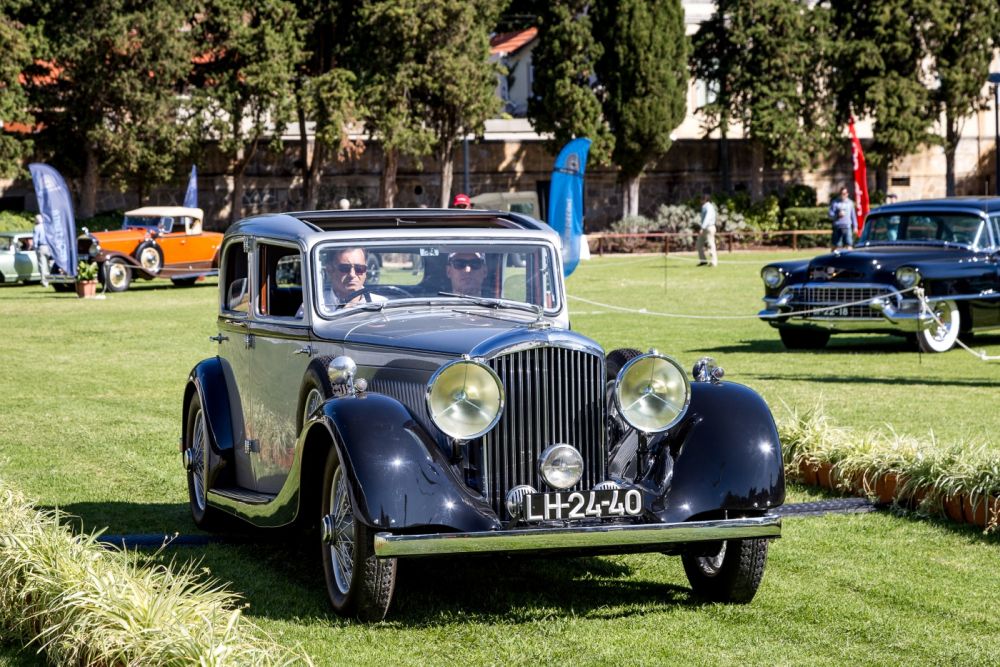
top-left (1, 252), bottom-right (998, 665)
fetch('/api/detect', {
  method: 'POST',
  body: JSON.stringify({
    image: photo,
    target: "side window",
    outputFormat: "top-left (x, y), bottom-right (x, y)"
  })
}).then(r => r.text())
top-left (991, 216), bottom-right (1000, 248)
top-left (257, 242), bottom-right (304, 320)
top-left (222, 241), bottom-right (249, 314)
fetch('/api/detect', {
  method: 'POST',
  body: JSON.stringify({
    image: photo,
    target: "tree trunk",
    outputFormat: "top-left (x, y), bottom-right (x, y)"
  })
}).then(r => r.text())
top-left (944, 111), bottom-right (958, 196)
top-left (80, 146), bottom-right (99, 219)
top-left (380, 147), bottom-right (399, 208)
top-left (308, 142), bottom-right (325, 210)
top-left (229, 145), bottom-right (246, 226)
top-left (297, 99), bottom-right (313, 209)
top-left (621, 173), bottom-right (641, 218)
top-left (750, 140), bottom-right (764, 200)
top-left (719, 116), bottom-right (731, 195)
top-left (875, 161), bottom-right (889, 196)
top-left (439, 140), bottom-right (455, 208)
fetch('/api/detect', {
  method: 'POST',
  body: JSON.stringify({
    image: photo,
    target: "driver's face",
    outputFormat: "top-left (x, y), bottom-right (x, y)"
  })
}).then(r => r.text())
top-left (446, 253), bottom-right (486, 295)
top-left (327, 248), bottom-right (367, 302)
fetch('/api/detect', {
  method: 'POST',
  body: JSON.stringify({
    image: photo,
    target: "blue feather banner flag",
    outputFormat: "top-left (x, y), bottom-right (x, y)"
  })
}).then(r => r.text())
top-left (547, 138), bottom-right (591, 276)
top-left (28, 163), bottom-right (78, 276)
top-left (183, 165), bottom-right (198, 208)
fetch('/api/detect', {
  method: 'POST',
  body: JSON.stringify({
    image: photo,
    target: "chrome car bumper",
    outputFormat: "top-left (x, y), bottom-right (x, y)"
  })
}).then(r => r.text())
top-left (759, 296), bottom-right (933, 333)
top-left (373, 515), bottom-right (780, 558)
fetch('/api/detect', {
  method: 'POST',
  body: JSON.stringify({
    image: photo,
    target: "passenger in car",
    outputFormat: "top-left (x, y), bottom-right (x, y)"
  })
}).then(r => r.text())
top-left (446, 252), bottom-right (487, 296)
top-left (320, 247), bottom-right (387, 310)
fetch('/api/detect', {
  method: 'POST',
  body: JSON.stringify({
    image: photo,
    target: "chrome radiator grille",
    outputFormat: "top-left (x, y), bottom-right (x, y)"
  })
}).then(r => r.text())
top-left (479, 346), bottom-right (606, 518)
top-left (788, 285), bottom-right (894, 319)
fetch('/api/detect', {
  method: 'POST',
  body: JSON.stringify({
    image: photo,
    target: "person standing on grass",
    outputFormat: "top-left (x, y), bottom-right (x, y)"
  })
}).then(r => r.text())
top-left (828, 186), bottom-right (857, 250)
top-left (32, 214), bottom-right (51, 286)
top-left (697, 192), bottom-right (717, 267)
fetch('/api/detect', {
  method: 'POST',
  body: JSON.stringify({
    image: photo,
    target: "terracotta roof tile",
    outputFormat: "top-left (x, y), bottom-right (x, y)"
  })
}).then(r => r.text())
top-left (490, 27), bottom-right (537, 56)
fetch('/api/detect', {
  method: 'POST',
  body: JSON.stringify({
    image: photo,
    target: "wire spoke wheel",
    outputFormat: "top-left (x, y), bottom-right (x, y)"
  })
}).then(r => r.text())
top-left (327, 465), bottom-right (355, 594)
top-left (190, 407), bottom-right (208, 512)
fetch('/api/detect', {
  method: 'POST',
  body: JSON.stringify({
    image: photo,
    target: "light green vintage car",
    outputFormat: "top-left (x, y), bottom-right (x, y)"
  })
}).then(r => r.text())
top-left (0, 232), bottom-right (41, 284)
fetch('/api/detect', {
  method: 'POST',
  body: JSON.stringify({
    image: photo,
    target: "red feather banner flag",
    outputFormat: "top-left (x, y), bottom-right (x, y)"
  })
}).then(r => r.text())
top-left (848, 118), bottom-right (869, 234)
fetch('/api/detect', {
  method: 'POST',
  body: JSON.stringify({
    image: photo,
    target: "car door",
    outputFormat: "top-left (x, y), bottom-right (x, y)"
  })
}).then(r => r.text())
top-left (155, 217), bottom-right (184, 266)
top-left (248, 240), bottom-right (312, 493)
top-left (13, 236), bottom-right (37, 280)
top-left (216, 237), bottom-right (256, 489)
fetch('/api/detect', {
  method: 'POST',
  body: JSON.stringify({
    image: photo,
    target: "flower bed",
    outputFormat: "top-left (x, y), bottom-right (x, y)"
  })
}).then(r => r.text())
top-left (779, 407), bottom-right (1000, 532)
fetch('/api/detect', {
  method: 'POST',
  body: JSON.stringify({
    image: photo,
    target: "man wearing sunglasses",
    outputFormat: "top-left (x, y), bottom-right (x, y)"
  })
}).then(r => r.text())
top-left (322, 247), bottom-right (387, 309)
top-left (446, 251), bottom-right (488, 296)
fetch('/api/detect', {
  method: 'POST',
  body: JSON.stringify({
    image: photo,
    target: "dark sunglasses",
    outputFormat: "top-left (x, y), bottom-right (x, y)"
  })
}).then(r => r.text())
top-left (335, 262), bottom-right (367, 275)
top-left (449, 258), bottom-right (484, 270)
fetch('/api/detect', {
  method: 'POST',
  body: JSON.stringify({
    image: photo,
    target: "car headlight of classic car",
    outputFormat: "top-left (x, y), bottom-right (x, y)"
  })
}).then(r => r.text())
top-left (761, 266), bottom-right (785, 289)
top-left (537, 443), bottom-right (584, 489)
top-left (895, 266), bottom-right (921, 289)
top-left (426, 359), bottom-right (504, 440)
top-left (614, 352), bottom-right (690, 433)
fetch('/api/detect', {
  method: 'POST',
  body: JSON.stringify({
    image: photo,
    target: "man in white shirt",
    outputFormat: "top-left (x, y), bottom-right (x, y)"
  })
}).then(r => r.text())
top-left (317, 247), bottom-right (387, 314)
top-left (697, 192), bottom-right (718, 267)
top-left (33, 214), bottom-right (51, 286)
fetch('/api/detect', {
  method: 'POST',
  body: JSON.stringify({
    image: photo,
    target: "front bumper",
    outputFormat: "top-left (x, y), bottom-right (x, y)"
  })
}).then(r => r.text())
top-left (373, 515), bottom-right (780, 558)
top-left (759, 293), bottom-right (933, 333)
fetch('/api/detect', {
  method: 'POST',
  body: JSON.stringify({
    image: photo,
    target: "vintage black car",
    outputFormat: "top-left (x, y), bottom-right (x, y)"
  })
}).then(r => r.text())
top-left (760, 197), bottom-right (1000, 352)
top-left (182, 209), bottom-right (784, 620)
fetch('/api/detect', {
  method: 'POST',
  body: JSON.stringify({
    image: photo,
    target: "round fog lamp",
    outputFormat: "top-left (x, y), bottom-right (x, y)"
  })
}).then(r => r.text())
top-left (761, 266), bottom-right (784, 288)
top-left (895, 266), bottom-right (920, 289)
top-left (538, 444), bottom-right (584, 490)
top-left (426, 359), bottom-right (503, 440)
top-left (614, 353), bottom-right (690, 433)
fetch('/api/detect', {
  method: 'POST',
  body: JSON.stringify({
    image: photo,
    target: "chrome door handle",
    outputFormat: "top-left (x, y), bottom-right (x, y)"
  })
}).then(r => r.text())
top-left (293, 345), bottom-right (314, 356)
top-left (209, 334), bottom-right (229, 344)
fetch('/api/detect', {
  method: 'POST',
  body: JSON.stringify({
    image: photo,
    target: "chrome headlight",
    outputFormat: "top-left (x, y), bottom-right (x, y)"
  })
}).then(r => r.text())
top-left (761, 266), bottom-right (785, 289)
top-left (614, 352), bottom-right (690, 433)
top-left (895, 266), bottom-right (920, 289)
top-left (538, 444), bottom-right (584, 490)
top-left (426, 359), bottom-right (503, 440)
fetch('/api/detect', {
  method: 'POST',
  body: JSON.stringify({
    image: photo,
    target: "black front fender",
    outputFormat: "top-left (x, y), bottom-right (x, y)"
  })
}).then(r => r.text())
top-left (318, 393), bottom-right (501, 533)
top-left (652, 382), bottom-right (785, 523)
top-left (183, 358), bottom-right (236, 461)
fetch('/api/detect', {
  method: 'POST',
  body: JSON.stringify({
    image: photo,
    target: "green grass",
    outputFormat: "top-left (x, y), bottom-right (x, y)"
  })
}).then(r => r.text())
top-left (0, 253), bottom-right (998, 665)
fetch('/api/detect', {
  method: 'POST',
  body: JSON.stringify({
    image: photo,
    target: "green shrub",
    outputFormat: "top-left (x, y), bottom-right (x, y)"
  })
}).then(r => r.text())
top-left (781, 183), bottom-right (818, 208)
top-left (0, 211), bottom-right (34, 232)
top-left (782, 207), bottom-right (829, 248)
top-left (80, 210), bottom-right (124, 232)
top-left (609, 214), bottom-right (660, 251)
top-left (0, 481), bottom-right (308, 665)
top-left (744, 195), bottom-right (781, 232)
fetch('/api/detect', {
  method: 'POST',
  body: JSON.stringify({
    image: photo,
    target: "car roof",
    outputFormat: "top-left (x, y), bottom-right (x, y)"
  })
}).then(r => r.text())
top-left (227, 208), bottom-right (560, 244)
top-left (873, 197), bottom-right (1000, 215)
top-left (125, 206), bottom-right (204, 219)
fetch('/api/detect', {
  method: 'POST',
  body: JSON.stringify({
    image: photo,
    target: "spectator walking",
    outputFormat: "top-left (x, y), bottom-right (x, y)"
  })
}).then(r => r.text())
top-left (828, 186), bottom-right (857, 250)
top-left (696, 192), bottom-right (717, 267)
top-left (32, 214), bottom-right (51, 286)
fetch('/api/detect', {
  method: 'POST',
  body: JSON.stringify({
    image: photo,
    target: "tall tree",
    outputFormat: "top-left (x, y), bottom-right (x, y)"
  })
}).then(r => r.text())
top-left (0, 0), bottom-right (35, 177)
top-left (593, 0), bottom-right (687, 218)
top-left (356, 0), bottom-right (435, 207)
top-left (691, 0), bottom-right (835, 198)
top-left (922, 0), bottom-right (1000, 195)
top-left (190, 0), bottom-right (303, 224)
top-left (25, 0), bottom-right (193, 217)
top-left (294, 0), bottom-right (363, 210)
top-left (420, 0), bottom-right (506, 207)
top-left (829, 0), bottom-right (935, 194)
top-left (528, 1), bottom-right (613, 164)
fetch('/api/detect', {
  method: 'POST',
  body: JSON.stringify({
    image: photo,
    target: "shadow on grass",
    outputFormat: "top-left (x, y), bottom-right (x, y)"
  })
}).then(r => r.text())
top-left (703, 332), bottom-right (1000, 356)
top-left (51, 502), bottom-right (195, 537)
top-left (748, 373), bottom-right (1000, 388)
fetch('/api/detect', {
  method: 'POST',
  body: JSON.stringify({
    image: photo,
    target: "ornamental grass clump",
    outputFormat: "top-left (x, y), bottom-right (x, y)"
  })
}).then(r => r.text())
top-left (0, 483), bottom-right (309, 666)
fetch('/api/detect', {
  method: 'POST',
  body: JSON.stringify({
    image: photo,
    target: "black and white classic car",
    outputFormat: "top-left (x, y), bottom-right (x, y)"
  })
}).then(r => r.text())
top-left (182, 209), bottom-right (785, 620)
top-left (760, 197), bottom-right (1000, 352)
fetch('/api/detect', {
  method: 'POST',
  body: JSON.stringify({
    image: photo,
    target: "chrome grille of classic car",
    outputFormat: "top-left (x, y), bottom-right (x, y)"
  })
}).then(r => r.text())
top-left (480, 346), bottom-right (606, 518)
top-left (788, 284), bottom-right (895, 318)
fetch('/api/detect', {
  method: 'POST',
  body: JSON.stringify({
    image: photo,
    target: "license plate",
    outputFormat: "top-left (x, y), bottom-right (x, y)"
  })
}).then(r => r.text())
top-left (524, 489), bottom-right (643, 522)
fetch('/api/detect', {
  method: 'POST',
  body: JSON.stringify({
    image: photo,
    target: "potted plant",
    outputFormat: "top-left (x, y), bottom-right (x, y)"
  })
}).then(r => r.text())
top-left (75, 260), bottom-right (99, 298)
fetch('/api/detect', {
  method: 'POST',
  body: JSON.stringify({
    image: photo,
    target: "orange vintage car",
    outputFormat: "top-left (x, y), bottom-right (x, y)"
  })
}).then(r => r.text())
top-left (77, 206), bottom-right (223, 292)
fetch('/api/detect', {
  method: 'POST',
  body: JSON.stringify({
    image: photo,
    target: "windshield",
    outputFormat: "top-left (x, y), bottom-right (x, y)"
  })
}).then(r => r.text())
top-left (312, 240), bottom-right (560, 318)
top-left (862, 212), bottom-right (987, 247)
top-left (123, 215), bottom-right (188, 233)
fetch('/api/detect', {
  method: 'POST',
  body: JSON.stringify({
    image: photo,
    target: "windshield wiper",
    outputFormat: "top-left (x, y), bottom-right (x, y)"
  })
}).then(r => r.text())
top-left (438, 291), bottom-right (543, 317)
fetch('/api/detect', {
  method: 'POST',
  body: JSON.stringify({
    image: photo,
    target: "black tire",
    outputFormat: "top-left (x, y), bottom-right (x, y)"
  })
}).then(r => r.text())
top-left (297, 360), bottom-right (334, 435)
top-left (171, 276), bottom-right (199, 287)
top-left (606, 347), bottom-right (644, 382)
top-left (184, 394), bottom-right (225, 530)
top-left (366, 254), bottom-right (382, 285)
top-left (778, 327), bottom-right (830, 350)
top-left (320, 446), bottom-right (397, 621)
top-left (682, 538), bottom-right (770, 603)
top-left (135, 240), bottom-right (164, 275)
top-left (103, 257), bottom-right (132, 292)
